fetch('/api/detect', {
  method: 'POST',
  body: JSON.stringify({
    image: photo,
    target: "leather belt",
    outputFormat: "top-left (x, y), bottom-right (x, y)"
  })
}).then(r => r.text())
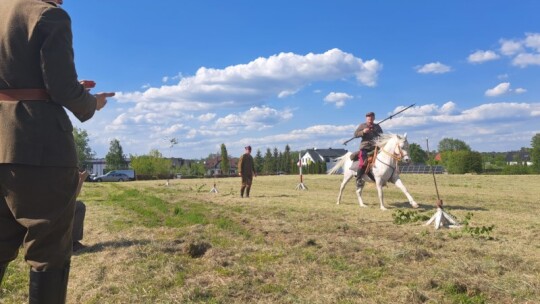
top-left (0, 89), bottom-right (50, 101)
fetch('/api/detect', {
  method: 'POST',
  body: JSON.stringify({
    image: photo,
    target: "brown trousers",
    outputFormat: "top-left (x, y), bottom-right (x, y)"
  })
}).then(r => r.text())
top-left (0, 164), bottom-right (78, 271)
top-left (73, 200), bottom-right (86, 242)
top-left (241, 174), bottom-right (253, 186)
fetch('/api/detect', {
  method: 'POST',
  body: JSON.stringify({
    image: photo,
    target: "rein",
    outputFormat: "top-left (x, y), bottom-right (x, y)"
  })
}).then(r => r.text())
top-left (380, 141), bottom-right (404, 161)
top-left (375, 139), bottom-right (406, 178)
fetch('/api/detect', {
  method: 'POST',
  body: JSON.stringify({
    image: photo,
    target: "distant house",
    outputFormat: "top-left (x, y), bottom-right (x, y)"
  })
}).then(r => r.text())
top-left (204, 156), bottom-right (238, 176)
top-left (85, 158), bottom-right (107, 176)
top-left (85, 157), bottom-right (189, 177)
top-left (505, 150), bottom-right (532, 166)
top-left (300, 148), bottom-right (348, 172)
top-left (84, 158), bottom-right (132, 176)
top-left (166, 157), bottom-right (191, 169)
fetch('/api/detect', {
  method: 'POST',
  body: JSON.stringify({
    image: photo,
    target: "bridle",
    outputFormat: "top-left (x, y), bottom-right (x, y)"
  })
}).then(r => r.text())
top-left (375, 138), bottom-right (407, 178)
top-left (380, 140), bottom-right (406, 162)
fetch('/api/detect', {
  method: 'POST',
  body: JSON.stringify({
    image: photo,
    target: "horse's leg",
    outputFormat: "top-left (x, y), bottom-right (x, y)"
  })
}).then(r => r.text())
top-left (355, 181), bottom-right (367, 208)
top-left (393, 178), bottom-right (419, 208)
top-left (375, 178), bottom-right (387, 211)
top-left (337, 172), bottom-right (352, 205)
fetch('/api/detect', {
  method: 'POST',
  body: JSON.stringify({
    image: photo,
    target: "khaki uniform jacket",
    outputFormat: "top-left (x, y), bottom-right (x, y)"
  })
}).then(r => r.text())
top-left (238, 153), bottom-right (255, 176)
top-left (0, 0), bottom-right (97, 167)
top-left (354, 122), bottom-right (383, 151)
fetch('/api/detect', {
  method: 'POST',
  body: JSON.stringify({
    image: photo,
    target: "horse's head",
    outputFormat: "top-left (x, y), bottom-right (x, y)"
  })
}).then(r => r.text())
top-left (376, 133), bottom-right (410, 163)
top-left (397, 133), bottom-right (410, 164)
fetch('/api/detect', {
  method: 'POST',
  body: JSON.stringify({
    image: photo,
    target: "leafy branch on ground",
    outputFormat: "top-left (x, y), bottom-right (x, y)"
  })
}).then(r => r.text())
top-left (462, 212), bottom-right (495, 239)
top-left (448, 212), bottom-right (495, 239)
top-left (392, 209), bottom-right (430, 225)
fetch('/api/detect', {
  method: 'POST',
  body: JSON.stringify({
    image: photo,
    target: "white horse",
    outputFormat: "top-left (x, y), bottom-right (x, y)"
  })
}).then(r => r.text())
top-left (328, 133), bottom-right (419, 210)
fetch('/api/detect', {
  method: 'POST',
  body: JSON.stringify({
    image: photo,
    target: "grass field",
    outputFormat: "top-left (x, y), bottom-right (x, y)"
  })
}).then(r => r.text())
top-left (1, 174), bottom-right (539, 303)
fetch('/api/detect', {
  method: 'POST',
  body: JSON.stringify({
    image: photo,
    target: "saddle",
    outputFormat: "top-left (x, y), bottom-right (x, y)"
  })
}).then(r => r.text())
top-left (349, 147), bottom-right (379, 174)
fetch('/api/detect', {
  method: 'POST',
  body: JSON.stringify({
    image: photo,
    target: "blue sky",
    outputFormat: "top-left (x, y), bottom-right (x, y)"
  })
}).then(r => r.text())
top-left (63, 0), bottom-right (540, 159)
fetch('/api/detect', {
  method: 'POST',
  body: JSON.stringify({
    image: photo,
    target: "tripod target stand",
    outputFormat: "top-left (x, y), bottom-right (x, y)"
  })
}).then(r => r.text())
top-left (424, 138), bottom-right (459, 229)
top-left (209, 173), bottom-right (219, 193)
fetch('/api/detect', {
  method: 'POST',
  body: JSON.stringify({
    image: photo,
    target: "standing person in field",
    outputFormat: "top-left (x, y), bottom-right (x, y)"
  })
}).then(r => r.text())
top-left (353, 111), bottom-right (383, 187)
top-left (0, 0), bottom-right (112, 302)
top-left (238, 146), bottom-right (256, 198)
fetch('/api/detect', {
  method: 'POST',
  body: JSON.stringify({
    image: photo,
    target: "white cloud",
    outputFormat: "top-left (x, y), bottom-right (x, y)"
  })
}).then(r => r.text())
top-left (496, 33), bottom-right (540, 67)
top-left (415, 62), bottom-right (451, 74)
top-left (198, 113), bottom-right (216, 122)
top-left (324, 92), bottom-right (353, 108)
top-left (467, 50), bottom-right (500, 63)
top-left (104, 49), bottom-right (382, 150)
top-left (524, 33), bottom-right (540, 52)
top-left (240, 124), bottom-right (357, 149)
top-left (160, 124), bottom-right (187, 136)
top-left (162, 72), bottom-right (183, 83)
top-left (278, 89), bottom-right (299, 98)
top-left (484, 83), bottom-right (527, 96)
top-left (499, 39), bottom-right (523, 56)
top-left (485, 82), bottom-right (510, 97)
top-left (215, 106), bottom-right (293, 130)
top-left (115, 49), bottom-right (381, 111)
top-left (512, 53), bottom-right (540, 67)
top-left (514, 88), bottom-right (527, 94)
top-left (383, 102), bottom-right (540, 129)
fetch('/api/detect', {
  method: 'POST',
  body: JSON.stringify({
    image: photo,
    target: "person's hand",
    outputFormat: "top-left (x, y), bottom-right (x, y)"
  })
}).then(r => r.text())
top-left (363, 127), bottom-right (371, 133)
top-left (94, 92), bottom-right (115, 111)
top-left (79, 170), bottom-right (89, 181)
top-left (239, 172), bottom-right (242, 177)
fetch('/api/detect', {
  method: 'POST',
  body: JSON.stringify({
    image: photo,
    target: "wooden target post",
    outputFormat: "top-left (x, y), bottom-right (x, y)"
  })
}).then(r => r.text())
top-left (424, 138), bottom-right (459, 229)
top-left (295, 154), bottom-right (308, 190)
top-left (209, 172), bottom-right (218, 193)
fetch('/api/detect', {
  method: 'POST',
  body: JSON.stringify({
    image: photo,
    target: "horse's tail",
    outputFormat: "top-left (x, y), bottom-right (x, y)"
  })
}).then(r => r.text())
top-left (327, 152), bottom-right (351, 175)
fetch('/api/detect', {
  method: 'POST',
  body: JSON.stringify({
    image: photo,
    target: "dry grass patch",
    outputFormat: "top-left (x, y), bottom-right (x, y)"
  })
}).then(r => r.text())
top-left (1, 174), bottom-right (539, 303)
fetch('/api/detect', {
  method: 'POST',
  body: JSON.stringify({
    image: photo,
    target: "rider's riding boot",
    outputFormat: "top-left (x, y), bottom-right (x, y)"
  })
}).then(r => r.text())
top-left (366, 171), bottom-right (375, 182)
top-left (240, 186), bottom-right (246, 197)
top-left (29, 265), bottom-right (70, 304)
top-left (356, 166), bottom-right (366, 188)
top-left (0, 263), bottom-right (8, 285)
top-left (245, 186), bottom-right (251, 198)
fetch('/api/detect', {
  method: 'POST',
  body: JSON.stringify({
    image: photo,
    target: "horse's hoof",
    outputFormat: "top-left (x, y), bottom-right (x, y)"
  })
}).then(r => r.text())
top-left (411, 203), bottom-right (419, 208)
top-left (380, 207), bottom-right (387, 211)
top-left (359, 204), bottom-right (367, 208)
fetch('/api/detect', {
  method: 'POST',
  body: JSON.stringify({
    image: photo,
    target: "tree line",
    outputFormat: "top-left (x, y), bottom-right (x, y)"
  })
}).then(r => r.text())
top-left (408, 135), bottom-right (540, 174)
top-left (74, 128), bottom-right (540, 177)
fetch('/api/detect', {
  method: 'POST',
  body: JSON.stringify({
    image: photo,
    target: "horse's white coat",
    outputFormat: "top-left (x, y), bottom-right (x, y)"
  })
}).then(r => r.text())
top-left (328, 134), bottom-right (419, 210)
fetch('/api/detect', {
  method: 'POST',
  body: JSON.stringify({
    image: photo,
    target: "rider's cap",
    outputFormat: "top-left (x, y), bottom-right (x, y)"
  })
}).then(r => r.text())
top-left (366, 112), bottom-right (375, 117)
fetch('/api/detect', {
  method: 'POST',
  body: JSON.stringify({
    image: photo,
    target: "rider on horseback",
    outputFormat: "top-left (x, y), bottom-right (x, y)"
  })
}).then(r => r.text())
top-left (354, 111), bottom-right (383, 187)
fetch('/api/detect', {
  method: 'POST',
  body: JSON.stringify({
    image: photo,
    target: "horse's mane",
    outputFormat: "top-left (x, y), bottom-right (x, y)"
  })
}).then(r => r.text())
top-left (374, 133), bottom-right (404, 148)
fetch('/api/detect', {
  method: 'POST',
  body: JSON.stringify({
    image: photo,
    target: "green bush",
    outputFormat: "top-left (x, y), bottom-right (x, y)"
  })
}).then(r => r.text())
top-left (441, 150), bottom-right (483, 174)
top-left (501, 165), bottom-right (531, 175)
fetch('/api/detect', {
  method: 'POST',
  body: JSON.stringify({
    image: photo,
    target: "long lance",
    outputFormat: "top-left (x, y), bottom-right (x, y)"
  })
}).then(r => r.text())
top-left (342, 103), bottom-right (415, 146)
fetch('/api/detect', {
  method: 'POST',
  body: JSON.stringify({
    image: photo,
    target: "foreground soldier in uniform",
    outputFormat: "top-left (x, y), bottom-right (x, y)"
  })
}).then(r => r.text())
top-left (0, 0), bottom-right (113, 302)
